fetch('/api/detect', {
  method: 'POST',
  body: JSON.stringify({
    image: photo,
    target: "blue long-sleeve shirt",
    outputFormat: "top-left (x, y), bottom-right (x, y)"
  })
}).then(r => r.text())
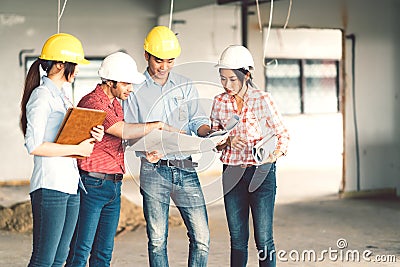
top-left (124, 70), bottom-right (209, 160)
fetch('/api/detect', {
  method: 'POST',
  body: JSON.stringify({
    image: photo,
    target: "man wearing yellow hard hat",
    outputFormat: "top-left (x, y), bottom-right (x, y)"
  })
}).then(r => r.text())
top-left (124, 26), bottom-right (213, 266)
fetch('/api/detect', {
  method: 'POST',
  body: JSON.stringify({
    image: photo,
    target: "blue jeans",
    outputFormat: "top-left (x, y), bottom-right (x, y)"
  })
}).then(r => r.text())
top-left (66, 174), bottom-right (121, 267)
top-left (222, 163), bottom-right (277, 267)
top-left (28, 188), bottom-right (79, 267)
top-left (140, 160), bottom-right (210, 267)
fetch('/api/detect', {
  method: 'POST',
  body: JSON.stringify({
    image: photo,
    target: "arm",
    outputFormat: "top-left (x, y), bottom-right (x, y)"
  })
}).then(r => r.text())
top-left (184, 82), bottom-right (210, 136)
top-left (106, 121), bottom-right (182, 139)
top-left (25, 88), bottom-right (96, 157)
top-left (263, 93), bottom-right (290, 160)
top-left (30, 139), bottom-right (95, 157)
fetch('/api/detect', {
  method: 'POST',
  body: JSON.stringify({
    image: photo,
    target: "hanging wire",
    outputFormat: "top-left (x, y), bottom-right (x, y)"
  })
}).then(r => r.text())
top-left (255, 0), bottom-right (293, 68)
top-left (57, 0), bottom-right (68, 33)
top-left (261, 0), bottom-right (274, 67)
top-left (283, 0), bottom-right (293, 29)
top-left (255, 0), bottom-right (263, 33)
top-left (168, 0), bottom-right (174, 29)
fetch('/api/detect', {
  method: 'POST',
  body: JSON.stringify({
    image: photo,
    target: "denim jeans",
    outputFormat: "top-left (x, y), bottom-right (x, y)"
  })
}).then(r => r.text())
top-left (28, 188), bottom-right (79, 267)
top-left (66, 174), bottom-right (122, 267)
top-left (140, 160), bottom-right (210, 267)
top-left (222, 163), bottom-right (277, 267)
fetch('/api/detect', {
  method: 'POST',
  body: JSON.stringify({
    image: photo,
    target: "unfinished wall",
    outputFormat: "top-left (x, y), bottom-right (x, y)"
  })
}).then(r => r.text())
top-left (0, 0), bottom-right (156, 181)
top-left (1, 0), bottom-right (399, 197)
top-left (246, 0), bottom-right (400, 194)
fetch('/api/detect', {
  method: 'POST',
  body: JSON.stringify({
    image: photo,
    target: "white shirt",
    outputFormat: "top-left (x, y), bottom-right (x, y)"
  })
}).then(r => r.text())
top-left (25, 76), bottom-right (80, 194)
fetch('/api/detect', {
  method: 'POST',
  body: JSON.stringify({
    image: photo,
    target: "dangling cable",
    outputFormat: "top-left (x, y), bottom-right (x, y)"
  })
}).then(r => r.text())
top-left (262, 0), bottom-right (274, 68)
top-left (263, 0), bottom-right (293, 68)
top-left (255, 0), bottom-right (262, 33)
top-left (168, 0), bottom-right (174, 30)
top-left (283, 0), bottom-right (292, 30)
top-left (57, 0), bottom-right (68, 33)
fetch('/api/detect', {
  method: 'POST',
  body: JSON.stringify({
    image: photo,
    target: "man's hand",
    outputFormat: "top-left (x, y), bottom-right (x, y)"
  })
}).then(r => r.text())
top-left (145, 151), bottom-right (164, 163)
top-left (91, 125), bottom-right (104, 142)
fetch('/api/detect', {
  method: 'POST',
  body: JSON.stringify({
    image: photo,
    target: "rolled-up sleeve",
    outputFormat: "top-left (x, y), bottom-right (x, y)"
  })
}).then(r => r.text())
top-left (186, 83), bottom-right (210, 135)
top-left (263, 93), bottom-right (290, 155)
top-left (25, 88), bottom-right (52, 154)
top-left (123, 93), bottom-right (139, 124)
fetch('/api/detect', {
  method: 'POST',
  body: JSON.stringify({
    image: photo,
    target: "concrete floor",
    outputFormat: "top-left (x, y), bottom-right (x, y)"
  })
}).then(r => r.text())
top-left (1, 114), bottom-right (399, 266)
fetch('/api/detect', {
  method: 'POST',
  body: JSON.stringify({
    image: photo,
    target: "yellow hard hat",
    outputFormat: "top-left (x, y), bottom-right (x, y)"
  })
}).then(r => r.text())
top-left (144, 26), bottom-right (181, 59)
top-left (39, 33), bottom-right (89, 64)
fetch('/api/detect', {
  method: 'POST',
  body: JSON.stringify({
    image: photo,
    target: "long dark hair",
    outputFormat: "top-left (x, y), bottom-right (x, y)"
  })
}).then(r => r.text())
top-left (20, 59), bottom-right (76, 135)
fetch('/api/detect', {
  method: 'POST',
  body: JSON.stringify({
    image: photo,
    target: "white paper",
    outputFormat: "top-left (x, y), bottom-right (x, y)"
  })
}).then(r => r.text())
top-left (127, 129), bottom-right (228, 156)
top-left (208, 114), bottom-right (240, 137)
top-left (252, 134), bottom-right (277, 164)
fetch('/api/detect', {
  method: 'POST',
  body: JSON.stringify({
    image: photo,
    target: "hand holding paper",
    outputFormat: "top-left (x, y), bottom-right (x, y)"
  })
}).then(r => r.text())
top-left (208, 114), bottom-right (240, 137)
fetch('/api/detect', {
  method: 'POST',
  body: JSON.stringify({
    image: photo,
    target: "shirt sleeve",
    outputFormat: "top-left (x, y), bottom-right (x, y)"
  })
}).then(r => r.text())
top-left (263, 93), bottom-right (290, 155)
top-left (210, 95), bottom-right (224, 132)
top-left (185, 82), bottom-right (210, 135)
top-left (123, 93), bottom-right (139, 123)
top-left (25, 87), bottom-right (52, 154)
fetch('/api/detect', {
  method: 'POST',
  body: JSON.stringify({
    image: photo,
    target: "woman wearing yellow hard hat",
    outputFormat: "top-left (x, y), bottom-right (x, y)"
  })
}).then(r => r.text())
top-left (20, 33), bottom-right (104, 266)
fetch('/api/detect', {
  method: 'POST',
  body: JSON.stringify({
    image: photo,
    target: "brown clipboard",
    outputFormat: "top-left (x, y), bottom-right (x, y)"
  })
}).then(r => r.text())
top-left (55, 107), bottom-right (106, 145)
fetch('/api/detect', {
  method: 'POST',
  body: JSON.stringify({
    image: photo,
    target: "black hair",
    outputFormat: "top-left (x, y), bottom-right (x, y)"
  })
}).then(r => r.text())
top-left (20, 59), bottom-right (77, 135)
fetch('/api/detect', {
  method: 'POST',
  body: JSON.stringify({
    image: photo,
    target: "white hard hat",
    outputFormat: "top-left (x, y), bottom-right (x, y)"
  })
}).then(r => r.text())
top-left (215, 45), bottom-right (255, 71)
top-left (98, 52), bottom-right (145, 84)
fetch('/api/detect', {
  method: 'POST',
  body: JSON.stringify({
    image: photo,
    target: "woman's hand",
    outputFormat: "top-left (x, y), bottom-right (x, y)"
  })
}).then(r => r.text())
top-left (77, 138), bottom-right (96, 157)
top-left (263, 151), bottom-right (282, 163)
top-left (91, 125), bottom-right (104, 142)
top-left (229, 136), bottom-right (247, 150)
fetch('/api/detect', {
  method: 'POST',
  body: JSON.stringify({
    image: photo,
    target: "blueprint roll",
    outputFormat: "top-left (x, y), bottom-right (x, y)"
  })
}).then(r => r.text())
top-left (252, 134), bottom-right (277, 164)
top-left (225, 114), bottom-right (240, 131)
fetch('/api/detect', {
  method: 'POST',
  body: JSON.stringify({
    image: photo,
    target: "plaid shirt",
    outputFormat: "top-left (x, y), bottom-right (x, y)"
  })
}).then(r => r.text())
top-left (77, 85), bottom-right (125, 174)
top-left (210, 88), bottom-right (289, 165)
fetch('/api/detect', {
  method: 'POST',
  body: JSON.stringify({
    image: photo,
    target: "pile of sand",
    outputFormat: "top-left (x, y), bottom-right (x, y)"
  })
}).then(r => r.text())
top-left (0, 196), bottom-right (183, 235)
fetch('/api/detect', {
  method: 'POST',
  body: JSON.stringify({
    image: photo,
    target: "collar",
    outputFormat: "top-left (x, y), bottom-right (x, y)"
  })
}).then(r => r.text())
top-left (42, 76), bottom-right (63, 98)
top-left (226, 90), bottom-right (250, 103)
top-left (94, 84), bottom-right (117, 107)
top-left (143, 69), bottom-right (177, 87)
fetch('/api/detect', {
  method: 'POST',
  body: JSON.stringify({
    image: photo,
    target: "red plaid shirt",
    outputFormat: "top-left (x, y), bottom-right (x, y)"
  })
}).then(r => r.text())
top-left (77, 85), bottom-right (125, 174)
top-left (210, 89), bottom-right (290, 165)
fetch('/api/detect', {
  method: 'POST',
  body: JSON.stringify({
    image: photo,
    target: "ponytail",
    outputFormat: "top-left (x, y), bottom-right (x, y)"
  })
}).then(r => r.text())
top-left (20, 60), bottom-right (41, 135)
top-left (20, 59), bottom-right (77, 135)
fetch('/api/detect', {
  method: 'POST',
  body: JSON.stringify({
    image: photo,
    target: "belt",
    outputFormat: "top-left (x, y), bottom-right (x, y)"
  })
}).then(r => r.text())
top-left (79, 170), bottom-right (123, 181)
top-left (142, 158), bottom-right (198, 168)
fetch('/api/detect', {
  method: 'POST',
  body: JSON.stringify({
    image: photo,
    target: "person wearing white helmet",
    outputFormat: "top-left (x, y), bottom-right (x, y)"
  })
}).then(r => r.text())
top-left (66, 51), bottom-right (179, 267)
top-left (211, 45), bottom-right (290, 267)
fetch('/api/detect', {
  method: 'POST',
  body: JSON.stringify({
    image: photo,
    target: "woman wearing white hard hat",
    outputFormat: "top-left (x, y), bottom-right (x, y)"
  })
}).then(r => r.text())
top-left (211, 45), bottom-right (290, 267)
top-left (65, 51), bottom-right (179, 267)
